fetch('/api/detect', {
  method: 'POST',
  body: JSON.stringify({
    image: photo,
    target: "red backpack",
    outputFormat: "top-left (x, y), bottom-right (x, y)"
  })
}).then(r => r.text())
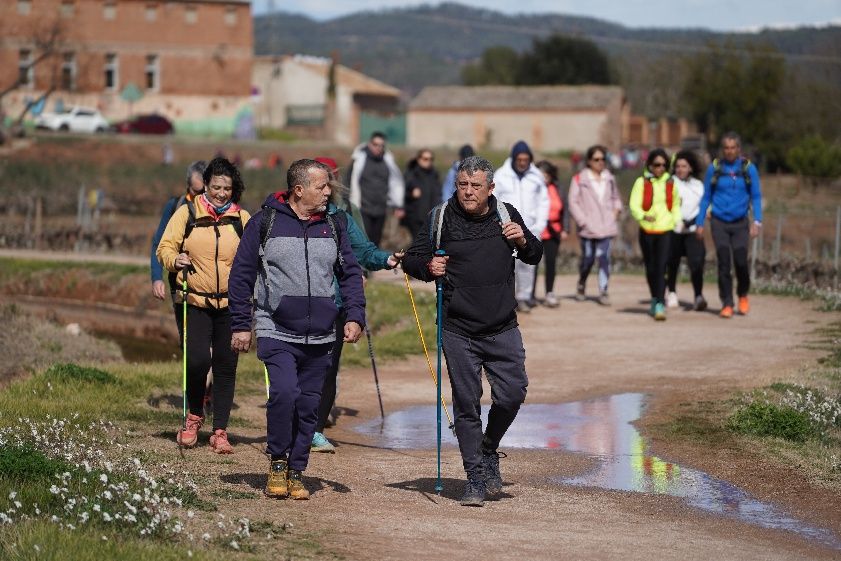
top-left (641, 177), bottom-right (674, 212)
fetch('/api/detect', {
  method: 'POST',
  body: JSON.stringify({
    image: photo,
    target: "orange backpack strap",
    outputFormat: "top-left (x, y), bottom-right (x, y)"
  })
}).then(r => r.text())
top-left (665, 179), bottom-right (674, 211)
top-left (642, 178), bottom-right (653, 211)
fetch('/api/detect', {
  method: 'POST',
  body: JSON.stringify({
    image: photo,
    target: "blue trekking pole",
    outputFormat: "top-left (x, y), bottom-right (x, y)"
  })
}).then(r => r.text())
top-left (434, 249), bottom-right (446, 495)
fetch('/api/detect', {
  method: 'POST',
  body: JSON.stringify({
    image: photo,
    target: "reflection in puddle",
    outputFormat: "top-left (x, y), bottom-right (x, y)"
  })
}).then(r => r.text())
top-left (355, 393), bottom-right (841, 550)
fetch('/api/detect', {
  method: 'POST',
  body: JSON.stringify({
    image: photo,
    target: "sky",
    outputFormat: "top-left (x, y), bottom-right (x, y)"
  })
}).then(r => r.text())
top-left (254, 0), bottom-right (841, 31)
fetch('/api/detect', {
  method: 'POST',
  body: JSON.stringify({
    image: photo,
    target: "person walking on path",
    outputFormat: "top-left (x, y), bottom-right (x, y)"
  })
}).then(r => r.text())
top-left (629, 149), bottom-right (682, 321)
top-left (402, 148), bottom-right (441, 240)
top-left (567, 145), bottom-right (622, 306)
top-left (493, 140), bottom-right (549, 312)
top-left (441, 144), bottom-right (475, 202)
top-left (695, 132), bottom-right (762, 318)
top-left (151, 160), bottom-right (206, 340)
top-left (535, 160), bottom-right (569, 308)
top-left (310, 157), bottom-right (403, 454)
top-left (347, 131), bottom-right (405, 246)
top-left (228, 159), bottom-right (365, 500)
top-left (666, 150), bottom-right (707, 311)
top-left (402, 156), bottom-right (543, 507)
top-left (156, 157), bottom-right (251, 452)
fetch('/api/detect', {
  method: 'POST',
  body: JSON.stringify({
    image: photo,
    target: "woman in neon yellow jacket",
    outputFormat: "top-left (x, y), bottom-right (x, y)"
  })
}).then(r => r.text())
top-left (629, 148), bottom-right (682, 321)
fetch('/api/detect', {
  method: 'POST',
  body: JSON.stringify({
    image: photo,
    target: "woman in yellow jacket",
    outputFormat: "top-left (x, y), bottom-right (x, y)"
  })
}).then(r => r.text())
top-left (629, 148), bottom-right (682, 321)
top-left (157, 157), bottom-right (251, 452)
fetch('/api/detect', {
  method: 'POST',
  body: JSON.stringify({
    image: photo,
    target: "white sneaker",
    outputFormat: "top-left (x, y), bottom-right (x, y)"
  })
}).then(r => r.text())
top-left (666, 292), bottom-right (679, 308)
top-left (544, 292), bottom-right (559, 308)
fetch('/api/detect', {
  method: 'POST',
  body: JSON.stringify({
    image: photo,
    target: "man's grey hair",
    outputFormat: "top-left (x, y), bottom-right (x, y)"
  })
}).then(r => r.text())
top-left (286, 159), bottom-right (331, 191)
top-left (721, 131), bottom-right (741, 147)
top-left (186, 160), bottom-right (207, 189)
top-left (457, 155), bottom-right (494, 185)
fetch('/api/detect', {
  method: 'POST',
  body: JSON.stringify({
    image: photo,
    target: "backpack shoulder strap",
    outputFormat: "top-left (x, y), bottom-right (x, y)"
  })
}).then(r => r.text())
top-left (325, 213), bottom-right (345, 269)
top-left (259, 206), bottom-right (276, 252)
top-left (228, 214), bottom-right (244, 238)
top-left (428, 201), bottom-right (448, 250)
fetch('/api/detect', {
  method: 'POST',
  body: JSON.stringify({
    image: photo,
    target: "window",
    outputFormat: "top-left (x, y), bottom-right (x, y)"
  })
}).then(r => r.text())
top-left (145, 54), bottom-right (159, 91)
top-left (103, 1), bottom-right (116, 20)
top-left (18, 50), bottom-right (33, 88)
top-left (184, 5), bottom-right (197, 24)
top-left (104, 53), bottom-right (118, 91)
top-left (224, 7), bottom-right (237, 26)
top-left (145, 3), bottom-right (157, 21)
top-left (17, 0), bottom-right (31, 15)
top-left (60, 1), bottom-right (75, 18)
top-left (61, 52), bottom-right (76, 91)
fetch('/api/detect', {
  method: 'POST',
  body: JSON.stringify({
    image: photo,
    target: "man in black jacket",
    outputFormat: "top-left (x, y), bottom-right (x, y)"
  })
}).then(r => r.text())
top-left (402, 156), bottom-right (543, 507)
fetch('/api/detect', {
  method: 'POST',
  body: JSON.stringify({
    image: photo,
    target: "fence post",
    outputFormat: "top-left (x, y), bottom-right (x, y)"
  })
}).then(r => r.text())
top-left (834, 206), bottom-right (840, 291)
top-left (774, 215), bottom-right (784, 263)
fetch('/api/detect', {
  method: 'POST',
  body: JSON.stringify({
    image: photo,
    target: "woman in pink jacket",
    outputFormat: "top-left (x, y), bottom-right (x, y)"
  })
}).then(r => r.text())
top-left (568, 145), bottom-right (623, 305)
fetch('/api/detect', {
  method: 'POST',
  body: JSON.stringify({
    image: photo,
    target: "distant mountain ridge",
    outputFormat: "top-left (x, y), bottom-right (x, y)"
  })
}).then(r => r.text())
top-left (253, 2), bottom-right (841, 116)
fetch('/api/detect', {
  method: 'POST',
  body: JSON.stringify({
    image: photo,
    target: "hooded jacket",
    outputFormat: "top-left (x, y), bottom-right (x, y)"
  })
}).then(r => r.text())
top-left (568, 168), bottom-right (622, 239)
top-left (228, 193), bottom-right (365, 345)
top-left (156, 194), bottom-right (250, 309)
top-left (402, 195), bottom-right (543, 338)
top-left (696, 157), bottom-right (762, 226)
top-left (493, 141), bottom-right (549, 238)
top-left (629, 172), bottom-right (683, 234)
top-left (347, 143), bottom-right (404, 216)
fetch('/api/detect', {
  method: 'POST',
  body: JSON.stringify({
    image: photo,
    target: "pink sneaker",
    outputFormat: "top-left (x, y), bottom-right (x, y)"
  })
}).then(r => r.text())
top-left (209, 429), bottom-right (233, 454)
top-left (177, 413), bottom-right (204, 447)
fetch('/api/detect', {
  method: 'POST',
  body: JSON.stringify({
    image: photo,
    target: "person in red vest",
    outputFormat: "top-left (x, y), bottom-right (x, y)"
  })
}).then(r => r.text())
top-left (535, 160), bottom-right (569, 308)
top-left (629, 148), bottom-right (682, 321)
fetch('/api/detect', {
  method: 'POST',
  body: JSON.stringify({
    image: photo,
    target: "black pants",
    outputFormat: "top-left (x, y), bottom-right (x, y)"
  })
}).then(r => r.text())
top-left (442, 328), bottom-right (528, 479)
top-left (711, 216), bottom-right (750, 307)
top-left (186, 305), bottom-right (238, 430)
top-left (667, 232), bottom-right (706, 297)
top-left (542, 237), bottom-right (560, 294)
top-left (361, 212), bottom-right (386, 247)
top-left (316, 311), bottom-right (347, 433)
top-left (638, 229), bottom-right (671, 304)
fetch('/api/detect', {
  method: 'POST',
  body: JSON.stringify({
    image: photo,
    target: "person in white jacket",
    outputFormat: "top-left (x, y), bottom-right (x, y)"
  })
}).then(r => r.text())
top-left (666, 150), bottom-right (707, 311)
top-left (494, 140), bottom-right (549, 312)
top-left (345, 131), bottom-right (405, 246)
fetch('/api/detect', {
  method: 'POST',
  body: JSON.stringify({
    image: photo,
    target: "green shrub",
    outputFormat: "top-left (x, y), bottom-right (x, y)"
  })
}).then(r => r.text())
top-left (786, 135), bottom-right (841, 180)
top-left (43, 363), bottom-right (117, 385)
top-left (0, 446), bottom-right (69, 481)
top-left (728, 401), bottom-right (815, 442)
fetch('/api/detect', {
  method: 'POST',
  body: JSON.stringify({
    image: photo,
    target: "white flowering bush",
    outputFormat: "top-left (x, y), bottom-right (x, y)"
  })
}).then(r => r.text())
top-left (779, 385), bottom-right (841, 436)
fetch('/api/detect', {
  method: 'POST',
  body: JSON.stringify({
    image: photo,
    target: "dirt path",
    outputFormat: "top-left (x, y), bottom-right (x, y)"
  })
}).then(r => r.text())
top-left (142, 275), bottom-right (838, 560)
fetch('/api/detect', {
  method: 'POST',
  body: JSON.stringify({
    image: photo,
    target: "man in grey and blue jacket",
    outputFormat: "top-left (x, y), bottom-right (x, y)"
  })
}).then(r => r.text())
top-left (229, 159), bottom-right (365, 500)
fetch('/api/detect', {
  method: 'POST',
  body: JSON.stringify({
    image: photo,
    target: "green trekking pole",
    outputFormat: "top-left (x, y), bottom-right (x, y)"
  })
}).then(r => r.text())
top-left (263, 364), bottom-right (270, 400)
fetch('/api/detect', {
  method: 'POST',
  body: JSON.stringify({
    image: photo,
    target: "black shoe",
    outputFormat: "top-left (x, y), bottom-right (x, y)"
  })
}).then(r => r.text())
top-left (459, 476), bottom-right (486, 507)
top-left (482, 450), bottom-right (506, 496)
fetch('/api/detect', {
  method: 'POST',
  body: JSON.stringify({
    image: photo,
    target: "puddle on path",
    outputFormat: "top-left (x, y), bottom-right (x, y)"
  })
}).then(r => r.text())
top-left (354, 393), bottom-right (841, 550)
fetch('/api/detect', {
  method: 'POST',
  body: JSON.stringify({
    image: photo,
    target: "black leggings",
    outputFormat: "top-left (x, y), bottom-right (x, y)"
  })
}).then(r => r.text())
top-left (711, 216), bottom-right (750, 307)
top-left (316, 312), bottom-right (347, 433)
top-left (667, 232), bottom-right (706, 297)
top-left (638, 229), bottom-right (671, 304)
top-left (185, 305), bottom-right (238, 430)
top-left (542, 237), bottom-right (560, 294)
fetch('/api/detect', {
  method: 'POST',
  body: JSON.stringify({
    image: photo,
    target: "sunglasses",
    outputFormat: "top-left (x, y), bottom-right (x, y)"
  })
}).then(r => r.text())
top-left (651, 162), bottom-right (666, 168)
top-left (590, 157), bottom-right (605, 162)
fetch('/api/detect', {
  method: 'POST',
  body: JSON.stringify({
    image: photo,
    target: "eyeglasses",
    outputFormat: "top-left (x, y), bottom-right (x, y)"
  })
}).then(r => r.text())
top-left (370, 142), bottom-right (385, 149)
top-left (590, 157), bottom-right (605, 162)
top-left (651, 162), bottom-right (666, 168)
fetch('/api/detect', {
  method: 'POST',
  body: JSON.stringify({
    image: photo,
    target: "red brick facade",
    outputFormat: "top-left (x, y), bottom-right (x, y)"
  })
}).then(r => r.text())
top-left (1, 0), bottom-right (252, 99)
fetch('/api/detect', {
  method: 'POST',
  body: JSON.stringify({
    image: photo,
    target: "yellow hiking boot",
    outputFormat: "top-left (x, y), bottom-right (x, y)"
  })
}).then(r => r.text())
top-left (265, 459), bottom-right (288, 498)
top-left (288, 469), bottom-right (309, 500)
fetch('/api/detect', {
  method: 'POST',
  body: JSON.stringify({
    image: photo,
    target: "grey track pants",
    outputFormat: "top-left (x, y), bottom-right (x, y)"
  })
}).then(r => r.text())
top-left (442, 327), bottom-right (529, 478)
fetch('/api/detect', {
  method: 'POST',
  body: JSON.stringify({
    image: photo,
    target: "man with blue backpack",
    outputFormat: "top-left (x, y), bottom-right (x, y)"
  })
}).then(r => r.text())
top-left (695, 132), bottom-right (763, 318)
top-left (402, 156), bottom-right (543, 507)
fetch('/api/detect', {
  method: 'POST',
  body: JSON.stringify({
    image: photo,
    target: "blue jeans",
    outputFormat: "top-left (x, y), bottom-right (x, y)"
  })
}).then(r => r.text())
top-left (578, 237), bottom-right (612, 293)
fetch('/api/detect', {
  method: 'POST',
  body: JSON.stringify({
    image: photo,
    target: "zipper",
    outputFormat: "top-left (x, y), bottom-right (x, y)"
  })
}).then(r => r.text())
top-left (302, 219), bottom-right (312, 344)
top-left (213, 222), bottom-right (221, 308)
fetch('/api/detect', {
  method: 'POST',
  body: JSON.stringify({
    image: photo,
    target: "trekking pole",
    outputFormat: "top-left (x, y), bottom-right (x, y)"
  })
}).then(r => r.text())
top-left (434, 249), bottom-right (446, 495)
top-left (364, 325), bottom-right (386, 421)
top-left (179, 278), bottom-right (188, 454)
top-left (403, 273), bottom-right (455, 431)
top-left (263, 364), bottom-right (270, 400)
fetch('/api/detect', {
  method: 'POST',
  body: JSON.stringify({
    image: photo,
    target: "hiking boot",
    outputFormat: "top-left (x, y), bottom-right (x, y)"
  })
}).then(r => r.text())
top-left (575, 283), bottom-right (586, 302)
top-left (482, 450), bottom-right (506, 496)
top-left (720, 305), bottom-right (734, 319)
top-left (516, 300), bottom-right (532, 314)
top-left (176, 413), bottom-right (204, 447)
top-left (543, 292), bottom-right (560, 308)
top-left (666, 291), bottom-right (679, 309)
top-left (209, 429), bottom-right (233, 454)
top-left (311, 432), bottom-right (335, 453)
top-left (654, 302), bottom-right (666, 321)
top-left (597, 292), bottom-right (611, 306)
top-left (693, 295), bottom-right (708, 312)
top-left (265, 459), bottom-right (288, 498)
top-left (738, 296), bottom-right (750, 315)
top-left (459, 475), bottom-right (486, 507)
top-left (288, 470), bottom-right (309, 500)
